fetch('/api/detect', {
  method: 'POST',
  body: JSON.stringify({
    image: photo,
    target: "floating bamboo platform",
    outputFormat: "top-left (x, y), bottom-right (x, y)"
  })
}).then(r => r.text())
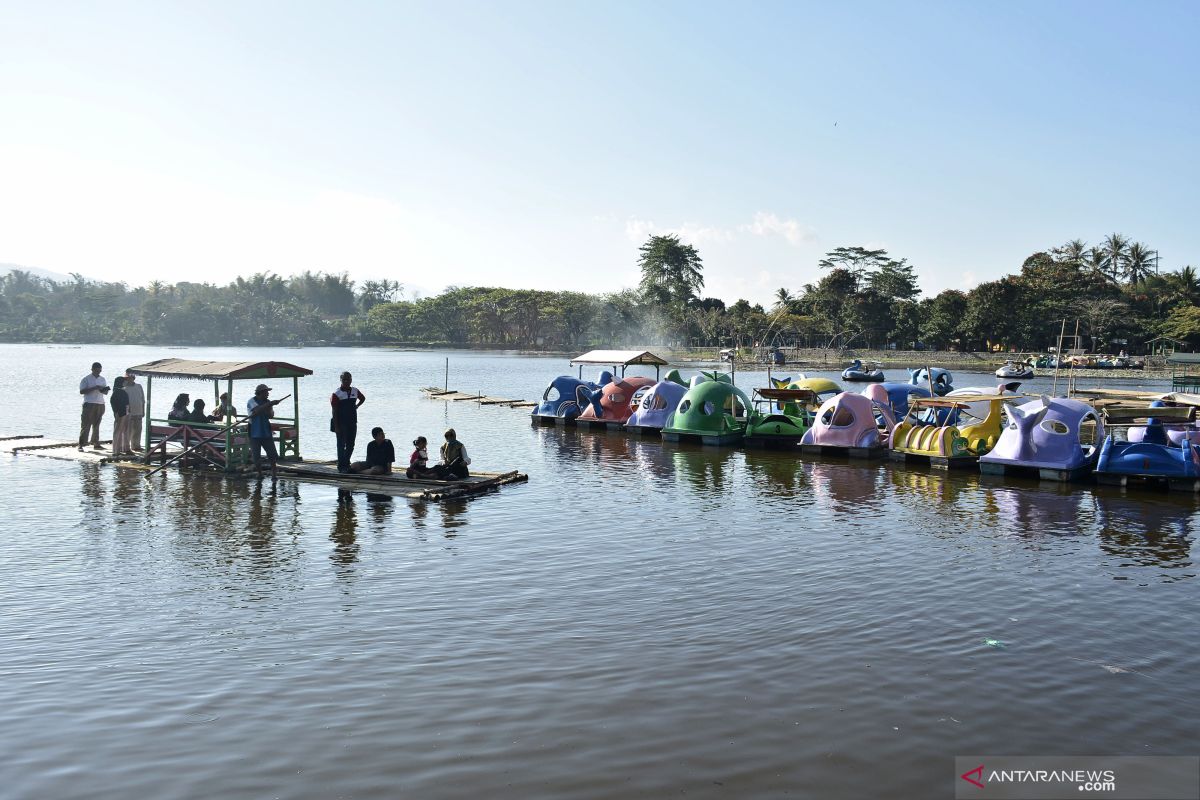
top-left (0, 436), bottom-right (126, 464)
top-left (2, 434), bottom-right (528, 500)
top-left (276, 461), bottom-right (528, 500)
top-left (422, 387), bottom-right (537, 408)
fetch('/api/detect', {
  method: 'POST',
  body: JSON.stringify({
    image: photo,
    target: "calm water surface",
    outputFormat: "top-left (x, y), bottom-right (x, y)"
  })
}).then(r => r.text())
top-left (0, 344), bottom-right (1196, 799)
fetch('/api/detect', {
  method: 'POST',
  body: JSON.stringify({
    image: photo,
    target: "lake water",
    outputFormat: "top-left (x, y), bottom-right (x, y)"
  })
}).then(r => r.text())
top-left (1, 344), bottom-right (1197, 799)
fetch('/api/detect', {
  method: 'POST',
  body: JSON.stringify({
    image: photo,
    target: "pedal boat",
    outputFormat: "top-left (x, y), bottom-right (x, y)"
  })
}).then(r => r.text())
top-left (799, 391), bottom-right (890, 458)
top-left (841, 359), bottom-right (885, 382)
top-left (744, 387), bottom-right (816, 449)
top-left (979, 396), bottom-right (1103, 481)
top-left (661, 378), bottom-right (753, 447)
top-left (889, 394), bottom-right (1008, 467)
top-left (575, 376), bottom-right (657, 430)
top-left (531, 373), bottom-right (608, 426)
top-left (907, 367), bottom-right (954, 396)
top-left (624, 371), bottom-right (689, 436)
top-left (1094, 402), bottom-right (1200, 491)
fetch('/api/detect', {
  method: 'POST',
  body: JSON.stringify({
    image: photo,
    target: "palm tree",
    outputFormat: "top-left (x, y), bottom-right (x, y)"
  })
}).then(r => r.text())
top-left (1124, 242), bottom-right (1156, 286)
top-left (1085, 247), bottom-right (1109, 280)
top-left (773, 287), bottom-right (795, 313)
top-left (1167, 265), bottom-right (1199, 306)
top-left (1055, 238), bottom-right (1088, 264)
top-left (1101, 233), bottom-right (1130, 284)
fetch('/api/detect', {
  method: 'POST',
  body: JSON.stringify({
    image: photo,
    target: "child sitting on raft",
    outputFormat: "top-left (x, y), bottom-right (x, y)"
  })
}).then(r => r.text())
top-left (407, 436), bottom-right (451, 479)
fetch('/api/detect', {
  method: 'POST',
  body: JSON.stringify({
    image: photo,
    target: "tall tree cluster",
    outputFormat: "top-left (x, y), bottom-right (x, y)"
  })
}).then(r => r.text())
top-left (1, 232), bottom-right (1196, 352)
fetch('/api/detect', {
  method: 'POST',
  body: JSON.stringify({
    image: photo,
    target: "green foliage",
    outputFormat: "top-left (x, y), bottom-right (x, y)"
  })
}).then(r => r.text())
top-left (637, 234), bottom-right (704, 307)
top-left (0, 232), bottom-right (1192, 352)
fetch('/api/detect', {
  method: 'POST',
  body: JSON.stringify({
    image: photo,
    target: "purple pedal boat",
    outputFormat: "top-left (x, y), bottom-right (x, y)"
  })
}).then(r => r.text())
top-left (979, 396), bottom-right (1103, 482)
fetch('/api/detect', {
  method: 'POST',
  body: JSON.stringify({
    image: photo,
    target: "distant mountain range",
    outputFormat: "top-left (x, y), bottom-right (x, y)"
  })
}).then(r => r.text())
top-left (0, 263), bottom-right (98, 284)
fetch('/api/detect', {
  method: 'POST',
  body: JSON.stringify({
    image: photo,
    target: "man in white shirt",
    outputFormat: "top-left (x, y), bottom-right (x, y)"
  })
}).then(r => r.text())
top-left (78, 362), bottom-right (109, 450)
top-left (123, 369), bottom-right (146, 452)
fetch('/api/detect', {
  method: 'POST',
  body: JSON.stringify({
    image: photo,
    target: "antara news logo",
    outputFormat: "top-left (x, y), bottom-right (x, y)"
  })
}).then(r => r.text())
top-left (961, 763), bottom-right (1117, 793)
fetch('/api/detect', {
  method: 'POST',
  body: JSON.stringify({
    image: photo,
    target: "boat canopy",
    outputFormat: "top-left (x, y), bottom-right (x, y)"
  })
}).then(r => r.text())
top-left (753, 388), bottom-right (818, 402)
top-left (1101, 405), bottom-right (1195, 424)
top-left (570, 350), bottom-right (668, 378)
top-left (127, 358), bottom-right (314, 380)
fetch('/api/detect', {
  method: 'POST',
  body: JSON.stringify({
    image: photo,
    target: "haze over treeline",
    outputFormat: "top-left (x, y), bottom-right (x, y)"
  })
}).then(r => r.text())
top-left (2, 234), bottom-right (1197, 353)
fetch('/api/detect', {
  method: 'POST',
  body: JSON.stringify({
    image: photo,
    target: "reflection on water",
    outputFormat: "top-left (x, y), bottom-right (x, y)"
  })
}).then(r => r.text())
top-left (979, 476), bottom-right (1093, 535)
top-left (887, 462), bottom-right (979, 511)
top-left (4, 345), bottom-right (1199, 800)
top-left (1095, 493), bottom-right (1195, 577)
top-left (331, 489), bottom-right (359, 566)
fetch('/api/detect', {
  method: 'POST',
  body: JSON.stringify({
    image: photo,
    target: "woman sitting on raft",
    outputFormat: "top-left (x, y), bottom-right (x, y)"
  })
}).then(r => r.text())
top-left (439, 428), bottom-right (471, 480)
top-left (168, 393), bottom-right (191, 421)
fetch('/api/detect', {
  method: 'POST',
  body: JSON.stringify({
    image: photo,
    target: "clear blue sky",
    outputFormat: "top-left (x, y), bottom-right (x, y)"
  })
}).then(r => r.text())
top-left (1, 0), bottom-right (1197, 305)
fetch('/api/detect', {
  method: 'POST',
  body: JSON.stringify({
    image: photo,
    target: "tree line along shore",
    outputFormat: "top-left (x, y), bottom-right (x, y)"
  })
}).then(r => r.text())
top-left (1, 233), bottom-right (1196, 357)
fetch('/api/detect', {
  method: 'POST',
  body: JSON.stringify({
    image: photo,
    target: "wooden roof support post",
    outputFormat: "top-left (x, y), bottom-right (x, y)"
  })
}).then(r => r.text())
top-left (143, 375), bottom-right (153, 454)
top-left (293, 376), bottom-right (300, 460)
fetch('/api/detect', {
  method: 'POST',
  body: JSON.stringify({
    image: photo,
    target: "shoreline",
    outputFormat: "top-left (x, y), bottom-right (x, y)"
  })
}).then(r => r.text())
top-left (7, 340), bottom-right (1176, 380)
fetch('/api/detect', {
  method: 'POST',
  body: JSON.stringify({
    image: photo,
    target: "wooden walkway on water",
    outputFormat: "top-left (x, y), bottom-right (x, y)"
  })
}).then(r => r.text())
top-left (1, 435), bottom-right (528, 500)
top-left (421, 387), bottom-right (537, 408)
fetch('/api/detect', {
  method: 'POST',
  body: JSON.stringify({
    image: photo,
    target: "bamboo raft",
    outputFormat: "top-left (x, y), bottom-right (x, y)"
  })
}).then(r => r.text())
top-left (276, 461), bottom-right (528, 500)
top-left (1, 435), bottom-right (528, 500)
top-left (421, 387), bottom-right (537, 408)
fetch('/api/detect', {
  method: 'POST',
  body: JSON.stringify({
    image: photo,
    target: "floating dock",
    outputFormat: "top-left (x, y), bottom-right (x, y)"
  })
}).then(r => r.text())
top-left (276, 462), bottom-right (528, 500)
top-left (3, 434), bottom-right (528, 501)
top-left (422, 387), bottom-right (536, 408)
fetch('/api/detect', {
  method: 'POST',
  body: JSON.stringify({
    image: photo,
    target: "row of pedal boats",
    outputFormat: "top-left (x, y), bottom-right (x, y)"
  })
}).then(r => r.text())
top-left (842, 358), bottom-right (1035, 382)
top-left (532, 368), bottom-right (1200, 490)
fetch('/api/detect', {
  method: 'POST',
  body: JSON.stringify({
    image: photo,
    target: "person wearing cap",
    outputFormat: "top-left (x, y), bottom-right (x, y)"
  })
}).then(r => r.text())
top-left (123, 370), bottom-right (145, 451)
top-left (330, 371), bottom-right (366, 473)
top-left (247, 383), bottom-right (283, 479)
top-left (78, 361), bottom-right (110, 451)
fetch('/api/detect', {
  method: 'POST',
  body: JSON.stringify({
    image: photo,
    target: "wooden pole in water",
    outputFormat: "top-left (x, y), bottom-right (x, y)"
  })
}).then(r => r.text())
top-left (1051, 318), bottom-right (1066, 397)
top-left (444, 358), bottom-right (449, 392)
top-left (1070, 318), bottom-right (1081, 398)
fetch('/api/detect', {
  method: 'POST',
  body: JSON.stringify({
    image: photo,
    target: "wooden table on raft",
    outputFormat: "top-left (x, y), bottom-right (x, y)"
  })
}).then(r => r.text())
top-left (276, 461), bottom-right (529, 500)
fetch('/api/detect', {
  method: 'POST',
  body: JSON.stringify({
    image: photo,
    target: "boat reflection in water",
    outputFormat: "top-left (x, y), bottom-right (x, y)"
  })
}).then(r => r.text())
top-left (1093, 491), bottom-right (1195, 577)
top-left (800, 459), bottom-right (885, 516)
top-left (978, 475), bottom-right (1093, 535)
top-left (886, 462), bottom-right (980, 512)
top-left (741, 449), bottom-right (810, 498)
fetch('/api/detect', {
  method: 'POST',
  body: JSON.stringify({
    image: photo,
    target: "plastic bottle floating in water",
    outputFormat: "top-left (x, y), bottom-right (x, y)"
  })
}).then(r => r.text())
top-left (983, 638), bottom-right (1007, 649)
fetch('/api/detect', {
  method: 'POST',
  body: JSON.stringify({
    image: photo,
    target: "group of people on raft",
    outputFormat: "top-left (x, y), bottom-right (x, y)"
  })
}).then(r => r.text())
top-left (79, 363), bottom-right (472, 481)
top-left (325, 370), bottom-right (471, 481)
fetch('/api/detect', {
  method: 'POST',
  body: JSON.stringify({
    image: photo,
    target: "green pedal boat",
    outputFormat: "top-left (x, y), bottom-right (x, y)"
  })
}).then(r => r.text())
top-left (661, 378), bottom-right (753, 447)
top-left (744, 387), bottom-right (817, 449)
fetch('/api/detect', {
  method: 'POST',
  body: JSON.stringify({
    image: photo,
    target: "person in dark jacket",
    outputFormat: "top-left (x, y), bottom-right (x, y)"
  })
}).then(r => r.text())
top-left (188, 398), bottom-right (210, 424)
top-left (439, 428), bottom-right (471, 480)
top-left (109, 376), bottom-right (131, 455)
top-left (331, 371), bottom-right (366, 473)
top-left (350, 427), bottom-right (395, 475)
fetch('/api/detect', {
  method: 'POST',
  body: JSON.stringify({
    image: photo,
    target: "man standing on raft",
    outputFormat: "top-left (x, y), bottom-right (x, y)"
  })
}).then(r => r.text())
top-left (331, 371), bottom-right (366, 473)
